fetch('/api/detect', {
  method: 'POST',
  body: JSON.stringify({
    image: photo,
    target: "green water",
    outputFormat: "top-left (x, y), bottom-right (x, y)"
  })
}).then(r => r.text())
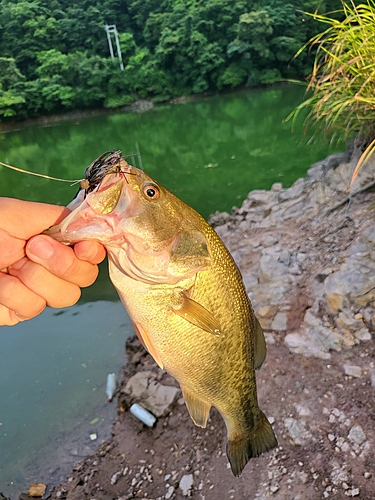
top-left (0, 85), bottom-right (340, 219)
top-left (0, 85), bottom-right (343, 497)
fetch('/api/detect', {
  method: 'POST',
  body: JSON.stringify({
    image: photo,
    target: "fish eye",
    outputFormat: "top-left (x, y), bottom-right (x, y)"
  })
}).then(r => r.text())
top-left (143, 183), bottom-right (160, 200)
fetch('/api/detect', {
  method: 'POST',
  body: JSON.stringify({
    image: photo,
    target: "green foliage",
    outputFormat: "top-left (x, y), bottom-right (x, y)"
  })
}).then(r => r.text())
top-left (290, 0), bottom-right (375, 141)
top-left (0, 87), bottom-right (26, 117)
top-left (0, 0), bottom-right (351, 120)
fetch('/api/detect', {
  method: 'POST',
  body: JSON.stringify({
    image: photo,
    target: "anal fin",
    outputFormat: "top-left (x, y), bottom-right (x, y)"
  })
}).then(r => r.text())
top-left (181, 387), bottom-right (211, 428)
top-left (227, 410), bottom-right (277, 476)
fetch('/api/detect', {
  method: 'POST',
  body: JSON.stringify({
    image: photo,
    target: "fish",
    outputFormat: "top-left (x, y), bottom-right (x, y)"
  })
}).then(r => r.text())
top-left (46, 151), bottom-right (277, 476)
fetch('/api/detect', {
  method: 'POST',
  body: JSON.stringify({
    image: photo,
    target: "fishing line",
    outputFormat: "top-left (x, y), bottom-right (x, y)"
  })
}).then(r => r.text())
top-left (0, 160), bottom-right (82, 185)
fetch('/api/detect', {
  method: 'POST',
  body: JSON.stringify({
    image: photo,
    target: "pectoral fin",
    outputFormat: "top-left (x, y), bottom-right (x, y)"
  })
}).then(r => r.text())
top-left (181, 387), bottom-right (211, 428)
top-left (132, 321), bottom-right (164, 369)
top-left (254, 317), bottom-right (266, 370)
top-left (172, 294), bottom-right (221, 335)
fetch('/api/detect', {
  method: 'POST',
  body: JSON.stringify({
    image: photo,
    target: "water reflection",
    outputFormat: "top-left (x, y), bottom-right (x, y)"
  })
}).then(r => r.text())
top-left (0, 85), bottom-right (342, 219)
top-left (0, 301), bottom-right (132, 497)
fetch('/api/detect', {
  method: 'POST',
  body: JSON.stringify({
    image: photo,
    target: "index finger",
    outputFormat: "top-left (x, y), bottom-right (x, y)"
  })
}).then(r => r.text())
top-left (26, 235), bottom-right (99, 287)
top-left (0, 198), bottom-right (70, 239)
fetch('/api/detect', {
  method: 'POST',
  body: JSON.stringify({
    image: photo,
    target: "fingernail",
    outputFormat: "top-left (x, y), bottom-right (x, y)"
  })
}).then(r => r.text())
top-left (28, 237), bottom-right (55, 260)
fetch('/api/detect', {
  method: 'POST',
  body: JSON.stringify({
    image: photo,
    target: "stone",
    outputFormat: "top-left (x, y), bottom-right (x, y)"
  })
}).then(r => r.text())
top-left (247, 190), bottom-right (271, 204)
top-left (124, 371), bottom-right (181, 417)
top-left (295, 404), bottom-right (312, 417)
top-left (323, 274), bottom-right (348, 312)
top-left (279, 249), bottom-right (291, 266)
top-left (179, 474), bottom-right (194, 496)
top-left (284, 417), bottom-right (312, 445)
top-left (348, 424), bottom-right (366, 445)
top-left (278, 182), bottom-right (305, 202)
top-left (304, 309), bottom-right (322, 327)
top-left (111, 471), bottom-right (122, 485)
top-left (354, 329), bottom-right (372, 341)
top-left (336, 312), bottom-right (365, 333)
top-left (124, 371), bottom-right (155, 397)
top-left (257, 305), bottom-right (278, 319)
top-left (208, 210), bottom-right (231, 228)
top-left (28, 484), bottom-right (47, 497)
top-left (343, 364), bottom-right (362, 378)
top-left (271, 312), bottom-right (288, 331)
top-left (271, 182), bottom-right (283, 191)
top-left (143, 384), bottom-right (181, 417)
top-left (284, 333), bottom-right (331, 360)
top-left (165, 485), bottom-right (175, 499)
top-left (258, 254), bottom-right (289, 283)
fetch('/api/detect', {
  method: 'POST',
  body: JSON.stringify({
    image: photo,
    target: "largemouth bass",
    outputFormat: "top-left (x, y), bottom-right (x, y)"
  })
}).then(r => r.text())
top-left (47, 151), bottom-right (277, 476)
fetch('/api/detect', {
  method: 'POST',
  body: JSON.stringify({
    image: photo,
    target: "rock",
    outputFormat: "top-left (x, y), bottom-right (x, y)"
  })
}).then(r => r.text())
top-left (279, 249), bottom-right (291, 266)
top-left (271, 312), bottom-right (288, 331)
top-left (323, 227), bottom-right (375, 314)
top-left (284, 417), bottom-right (312, 445)
top-left (295, 404), bottom-right (312, 417)
top-left (257, 304), bottom-right (278, 319)
top-left (348, 424), bottom-right (367, 445)
top-left (354, 329), bottom-right (372, 341)
top-left (165, 485), bottom-right (175, 499)
top-left (323, 274), bottom-right (349, 312)
top-left (124, 371), bottom-right (181, 417)
top-left (284, 333), bottom-right (331, 360)
top-left (143, 384), bottom-right (181, 417)
top-left (336, 312), bottom-right (365, 333)
top-left (208, 210), bottom-right (231, 228)
top-left (124, 371), bottom-right (155, 397)
top-left (343, 364), bottom-right (362, 378)
top-left (179, 474), bottom-right (194, 496)
top-left (28, 484), bottom-right (47, 497)
top-left (278, 181), bottom-right (305, 202)
top-left (258, 253), bottom-right (289, 283)
top-left (271, 182), bottom-right (283, 191)
top-left (246, 189), bottom-right (271, 205)
top-left (111, 471), bottom-right (122, 485)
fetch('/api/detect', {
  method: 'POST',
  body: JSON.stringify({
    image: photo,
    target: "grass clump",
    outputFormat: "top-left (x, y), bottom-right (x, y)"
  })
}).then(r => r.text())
top-left (292, 1), bottom-right (375, 143)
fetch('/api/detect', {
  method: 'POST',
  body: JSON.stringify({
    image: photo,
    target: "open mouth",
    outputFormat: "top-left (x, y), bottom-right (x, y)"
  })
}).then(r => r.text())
top-left (45, 174), bottom-right (131, 244)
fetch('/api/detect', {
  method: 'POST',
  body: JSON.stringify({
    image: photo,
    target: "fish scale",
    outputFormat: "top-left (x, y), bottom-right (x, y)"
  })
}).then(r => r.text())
top-left (46, 152), bottom-right (277, 476)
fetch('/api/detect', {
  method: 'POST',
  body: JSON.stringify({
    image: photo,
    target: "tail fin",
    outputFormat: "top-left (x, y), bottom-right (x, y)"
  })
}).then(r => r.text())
top-left (227, 411), bottom-right (277, 477)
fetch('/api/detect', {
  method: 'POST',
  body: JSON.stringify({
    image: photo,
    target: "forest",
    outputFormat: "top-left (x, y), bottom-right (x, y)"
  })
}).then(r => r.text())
top-left (0, 0), bottom-right (344, 120)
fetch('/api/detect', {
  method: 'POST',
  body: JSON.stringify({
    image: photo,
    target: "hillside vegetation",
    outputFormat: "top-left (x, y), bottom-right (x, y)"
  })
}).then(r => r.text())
top-left (0, 0), bottom-right (343, 120)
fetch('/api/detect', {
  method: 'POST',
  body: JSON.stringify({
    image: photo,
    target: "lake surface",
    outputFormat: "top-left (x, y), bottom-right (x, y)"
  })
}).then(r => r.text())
top-left (0, 85), bottom-right (343, 497)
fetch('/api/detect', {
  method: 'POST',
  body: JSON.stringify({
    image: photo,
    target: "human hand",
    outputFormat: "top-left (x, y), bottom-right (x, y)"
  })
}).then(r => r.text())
top-left (0, 198), bottom-right (106, 326)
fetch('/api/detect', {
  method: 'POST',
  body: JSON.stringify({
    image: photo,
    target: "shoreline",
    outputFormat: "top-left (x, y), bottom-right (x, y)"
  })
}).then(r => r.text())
top-left (0, 82), bottom-right (297, 134)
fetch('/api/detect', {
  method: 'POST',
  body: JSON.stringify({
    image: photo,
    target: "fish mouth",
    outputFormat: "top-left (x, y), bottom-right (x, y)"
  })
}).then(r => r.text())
top-left (45, 153), bottom-right (136, 245)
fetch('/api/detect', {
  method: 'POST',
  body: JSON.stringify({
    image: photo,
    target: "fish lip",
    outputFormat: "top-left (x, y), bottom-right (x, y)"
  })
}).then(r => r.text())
top-left (46, 174), bottom-right (131, 244)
